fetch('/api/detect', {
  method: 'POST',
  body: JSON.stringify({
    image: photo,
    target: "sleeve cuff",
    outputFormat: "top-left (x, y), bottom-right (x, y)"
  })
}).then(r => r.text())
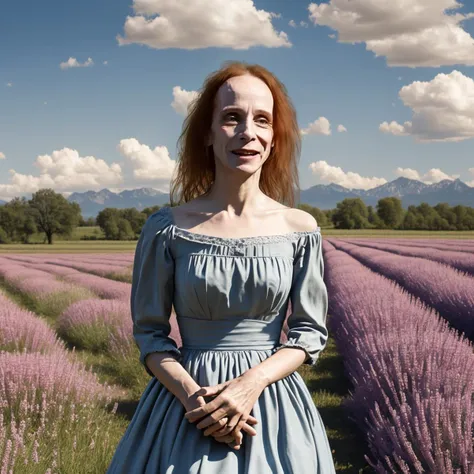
top-left (275, 340), bottom-right (319, 366)
top-left (140, 345), bottom-right (183, 377)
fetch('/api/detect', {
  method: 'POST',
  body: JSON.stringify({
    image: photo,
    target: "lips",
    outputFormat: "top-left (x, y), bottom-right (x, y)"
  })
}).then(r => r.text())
top-left (232, 149), bottom-right (259, 157)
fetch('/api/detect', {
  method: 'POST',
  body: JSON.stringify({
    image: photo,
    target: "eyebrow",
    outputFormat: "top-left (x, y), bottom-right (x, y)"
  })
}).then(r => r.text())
top-left (221, 106), bottom-right (272, 117)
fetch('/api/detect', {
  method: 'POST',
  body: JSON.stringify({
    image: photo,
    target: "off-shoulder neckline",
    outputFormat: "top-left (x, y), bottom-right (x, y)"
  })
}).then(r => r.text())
top-left (158, 206), bottom-right (321, 246)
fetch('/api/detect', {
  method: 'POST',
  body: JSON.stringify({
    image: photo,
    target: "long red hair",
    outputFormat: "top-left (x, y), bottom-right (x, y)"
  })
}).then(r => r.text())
top-left (170, 61), bottom-right (301, 207)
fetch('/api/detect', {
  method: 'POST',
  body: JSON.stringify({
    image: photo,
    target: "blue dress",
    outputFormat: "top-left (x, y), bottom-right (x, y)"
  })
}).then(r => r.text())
top-left (106, 206), bottom-right (336, 474)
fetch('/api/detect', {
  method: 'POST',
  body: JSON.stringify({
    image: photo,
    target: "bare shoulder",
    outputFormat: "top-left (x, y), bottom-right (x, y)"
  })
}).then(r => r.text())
top-left (283, 207), bottom-right (319, 233)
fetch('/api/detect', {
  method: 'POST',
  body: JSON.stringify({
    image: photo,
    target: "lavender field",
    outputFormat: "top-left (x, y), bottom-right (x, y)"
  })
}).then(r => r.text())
top-left (0, 238), bottom-right (473, 473)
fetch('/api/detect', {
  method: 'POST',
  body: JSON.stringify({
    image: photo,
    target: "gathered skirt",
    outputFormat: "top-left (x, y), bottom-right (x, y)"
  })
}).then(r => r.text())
top-left (106, 341), bottom-right (336, 474)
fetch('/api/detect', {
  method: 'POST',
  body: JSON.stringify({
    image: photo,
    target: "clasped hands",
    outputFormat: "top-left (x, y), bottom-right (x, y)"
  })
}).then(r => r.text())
top-left (184, 373), bottom-right (266, 450)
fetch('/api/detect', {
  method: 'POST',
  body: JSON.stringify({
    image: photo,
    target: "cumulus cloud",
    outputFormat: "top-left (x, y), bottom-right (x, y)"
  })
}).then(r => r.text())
top-left (117, 0), bottom-right (291, 50)
top-left (300, 116), bottom-right (331, 136)
top-left (59, 57), bottom-right (94, 70)
top-left (394, 167), bottom-right (459, 184)
top-left (289, 20), bottom-right (297, 28)
top-left (0, 152), bottom-right (5, 160)
top-left (308, 0), bottom-right (474, 67)
top-left (309, 160), bottom-right (387, 189)
top-left (6, 82), bottom-right (13, 87)
top-left (337, 124), bottom-right (347, 132)
top-left (171, 86), bottom-right (199, 115)
top-left (0, 148), bottom-right (123, 199)
top-left (379, 70), bottom-right (474, 143)
top-left (117, 138), bottom-right (176, 181)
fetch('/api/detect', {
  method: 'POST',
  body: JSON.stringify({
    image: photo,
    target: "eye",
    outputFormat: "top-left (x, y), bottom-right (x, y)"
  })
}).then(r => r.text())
top-left (256, 116), bottom-right (269, 124)
top-left (224, 113), bottom-right (239, 122)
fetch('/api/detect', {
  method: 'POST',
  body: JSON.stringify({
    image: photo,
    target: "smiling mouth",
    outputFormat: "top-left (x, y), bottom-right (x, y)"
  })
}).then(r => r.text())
top-left (231, 150), bottom-right (260, 157)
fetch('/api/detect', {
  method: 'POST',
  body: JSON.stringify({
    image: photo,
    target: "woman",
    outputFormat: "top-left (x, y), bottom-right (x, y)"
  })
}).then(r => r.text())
top-left (107, 61), bottom-right (336, 473)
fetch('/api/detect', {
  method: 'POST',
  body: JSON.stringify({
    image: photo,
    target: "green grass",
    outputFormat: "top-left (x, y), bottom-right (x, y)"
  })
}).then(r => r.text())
top-left (1, 227), bottom-right (473, 254)
top-left (298, 317), bottom-right (372, 473)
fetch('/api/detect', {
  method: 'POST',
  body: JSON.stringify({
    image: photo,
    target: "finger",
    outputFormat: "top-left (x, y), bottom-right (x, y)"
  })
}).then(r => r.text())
top-left (213, 434), bottom-right (235, 444)
top-left (231, 431), bottom-right (243, 449)
top-left (247, 415), bottom-right (258, 424)
top-left (196, 409), bottom-right (230, 430)
top-left (196, 383), bottom-right (227, 398)
top-left (212, 413), bottom-right (242, 437)
top-left (203, 417), bottom-right (228, 437)
top-left (234, 418), bottom-right (248, 436)
top-left (241, 422), bottom-right (257, 436)
top-left (185, 398), bottom-right (223, 422)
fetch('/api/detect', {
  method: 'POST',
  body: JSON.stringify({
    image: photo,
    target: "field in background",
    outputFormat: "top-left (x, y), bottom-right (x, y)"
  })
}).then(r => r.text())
top-left (1, 226), bottom-right (474, 254)
top-left (1, 234), bottom-right (473, 472)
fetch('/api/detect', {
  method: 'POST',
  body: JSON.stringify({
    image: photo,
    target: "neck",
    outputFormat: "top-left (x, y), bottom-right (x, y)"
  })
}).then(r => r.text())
top-left (203, 163), bottom-right (268, 216)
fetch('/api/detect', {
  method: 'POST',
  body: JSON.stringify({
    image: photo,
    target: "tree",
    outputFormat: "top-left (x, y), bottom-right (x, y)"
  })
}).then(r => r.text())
top-left (332, 198), bottom-right (370, 229)
top-left (142, 205), bottom-right (162, 218)
top-left (376, 197), bottom-right (404, 229)
top-left (28, 189), bottom-right (81, 244)
top-left (0, 197), bottom-right (37, 243)
top-left (120, 208), bottom-right (147, 235)
top-left (117, 218), bottom-right (135, 240)
top-left (297, 204), bottom-right (327, 227)
top-left (434, 203), bottom-right (457, 230)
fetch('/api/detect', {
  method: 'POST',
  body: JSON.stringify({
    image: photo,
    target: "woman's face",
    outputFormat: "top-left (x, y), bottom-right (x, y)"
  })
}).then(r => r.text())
top-left (208, 74), bottom-right (274, 174)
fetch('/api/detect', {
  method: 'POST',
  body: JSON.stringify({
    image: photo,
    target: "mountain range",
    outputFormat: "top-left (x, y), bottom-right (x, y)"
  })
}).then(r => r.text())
top-left (0, 178), bottom-right (473, 218)
top-left (298, 177), bottom-right (474, 211)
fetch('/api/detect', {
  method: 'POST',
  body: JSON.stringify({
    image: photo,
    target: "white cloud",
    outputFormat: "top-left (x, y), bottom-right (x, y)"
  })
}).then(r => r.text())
top-left (117, 0), bottom-right (291, 50)
top-left (394, 167), bottom-right (459, 184)
top-left (289, 19), bottom-right (309, 28)
top-left (466, 167), bottom-right (474, 187)
top-left (0, 148), bottom-right (123, 199)
top-left (171, 86), bottom-right (199, 115)
top-left (117, 138), bottom-right (176, 181)
top-left (337, 124), bottom-right (347, 132)
top-left (103, 60), bottom-right (108, 65)
top-left (379, 70), bottom-right (474, 143)
top-left (0, 152), bottom-right (5, 159)
top-left (308, 0), bottom-right (474, 67)
top-left (59, 57), bottom-right (94, 70)
top-left (6, 82), bottom-right (12, 87)
top-left (379, 121), bottom-right (410, 136)
top-left (309, 160), bottom-right (387, 189)
top-left (300, 116), bottom-right (331, 136)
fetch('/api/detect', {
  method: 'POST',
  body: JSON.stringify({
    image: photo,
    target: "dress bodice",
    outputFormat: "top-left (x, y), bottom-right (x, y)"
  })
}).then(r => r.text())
top-left (131, 207), bottom-right (328, 374)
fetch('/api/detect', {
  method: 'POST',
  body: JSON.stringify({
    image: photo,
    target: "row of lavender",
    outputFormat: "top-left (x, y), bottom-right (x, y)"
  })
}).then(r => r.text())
top-left (341, 238), bottom-right (474, 276)
top-left (326, 239), bottom-right (474, 339)
top-left (0, 254), bottom-right (144, 472)
top-left (322, 240), bottom-right (474, 473)
top-left (0, 290), bottom-right (124, 472)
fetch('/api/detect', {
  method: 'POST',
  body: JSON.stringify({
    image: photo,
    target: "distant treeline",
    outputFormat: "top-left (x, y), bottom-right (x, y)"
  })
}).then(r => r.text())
top-left (1, 189), bottom-right (473, 244)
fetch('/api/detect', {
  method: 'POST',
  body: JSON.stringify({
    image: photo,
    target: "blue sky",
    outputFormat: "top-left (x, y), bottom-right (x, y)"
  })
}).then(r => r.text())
top-left (1, 0), bottom-right (474, 202)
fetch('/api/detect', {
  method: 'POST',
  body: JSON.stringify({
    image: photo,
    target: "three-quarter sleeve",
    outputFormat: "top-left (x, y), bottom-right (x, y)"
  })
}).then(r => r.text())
top-left (277, 231), bottom-right (329, 366)
top-left (131, 214), bottom-right (182, 377)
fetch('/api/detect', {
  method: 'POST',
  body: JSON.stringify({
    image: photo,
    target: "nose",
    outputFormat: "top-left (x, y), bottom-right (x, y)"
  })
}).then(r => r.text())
top-left (238, 116), bottom-right (257, 140)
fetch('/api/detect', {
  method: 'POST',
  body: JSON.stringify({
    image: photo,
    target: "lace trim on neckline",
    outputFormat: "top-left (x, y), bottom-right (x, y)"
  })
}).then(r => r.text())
top-left (159, 206), bottom-right (321, 246)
